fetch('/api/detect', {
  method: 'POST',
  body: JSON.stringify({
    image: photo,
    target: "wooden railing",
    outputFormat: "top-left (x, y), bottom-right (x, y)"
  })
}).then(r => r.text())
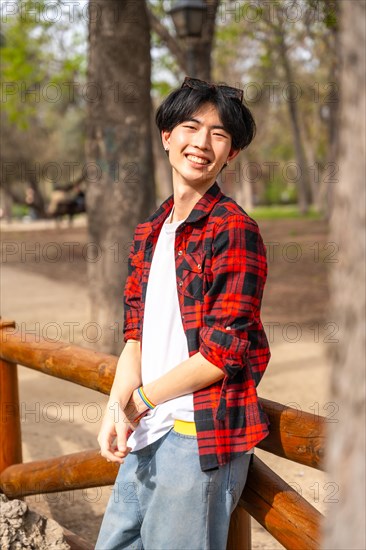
top-left (0, 319), bottom-right (326, 550)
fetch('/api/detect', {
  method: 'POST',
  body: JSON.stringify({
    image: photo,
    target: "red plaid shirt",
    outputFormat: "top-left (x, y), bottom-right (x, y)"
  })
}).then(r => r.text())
top-left (124, 182), bottom-right (271, 471)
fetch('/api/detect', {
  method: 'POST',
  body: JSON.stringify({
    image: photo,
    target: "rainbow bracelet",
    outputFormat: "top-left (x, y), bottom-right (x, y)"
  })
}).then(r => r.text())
top-left (137, 386), bottom-right (156, 410)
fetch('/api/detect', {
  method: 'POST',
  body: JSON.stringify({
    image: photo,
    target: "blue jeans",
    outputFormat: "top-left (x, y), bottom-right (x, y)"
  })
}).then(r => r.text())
top-left (95, 427), bottom-right (252, 550)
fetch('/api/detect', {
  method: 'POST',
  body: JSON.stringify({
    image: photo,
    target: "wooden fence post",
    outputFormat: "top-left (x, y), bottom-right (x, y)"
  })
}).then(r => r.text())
top-left (227, 505), bottom-right (251, 550)
top-left (0, 320), bottom-right (22, 475)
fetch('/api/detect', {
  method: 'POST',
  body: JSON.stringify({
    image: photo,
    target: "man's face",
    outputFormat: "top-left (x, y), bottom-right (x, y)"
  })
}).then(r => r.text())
top-left (162, 102), bottom-right (239, 189)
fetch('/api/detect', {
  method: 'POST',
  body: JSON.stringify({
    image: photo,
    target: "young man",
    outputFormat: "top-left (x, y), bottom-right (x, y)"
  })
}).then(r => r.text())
top-left (96, 77), bottom-right (271, 550)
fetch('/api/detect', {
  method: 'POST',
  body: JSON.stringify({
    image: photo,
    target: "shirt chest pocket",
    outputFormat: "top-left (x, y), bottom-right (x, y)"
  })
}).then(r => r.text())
top-left (178, 251), bottom-right (205, 302)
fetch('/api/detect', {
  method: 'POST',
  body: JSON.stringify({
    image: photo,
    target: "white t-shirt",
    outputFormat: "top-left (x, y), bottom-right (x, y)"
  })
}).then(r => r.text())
top-left (127, 207), bottom-right (193, 451)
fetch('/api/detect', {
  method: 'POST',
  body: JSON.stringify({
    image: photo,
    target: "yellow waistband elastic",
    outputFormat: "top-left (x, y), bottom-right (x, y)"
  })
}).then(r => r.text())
top-left (173, 419), bottom-right (197, 436)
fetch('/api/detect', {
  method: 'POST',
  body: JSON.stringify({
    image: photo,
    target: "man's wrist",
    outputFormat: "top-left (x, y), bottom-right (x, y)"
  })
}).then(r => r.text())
top-left (142, 380), bottom-right (160, 408)
top-left (137, 386), bottom-right (156, 410)
top-left (124, 388), bottom-right (149, 422)
top-left (109, 389), bottom-right (133, 411)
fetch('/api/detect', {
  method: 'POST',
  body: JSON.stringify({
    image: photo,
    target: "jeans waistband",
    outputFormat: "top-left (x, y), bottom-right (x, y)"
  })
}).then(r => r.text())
top-left (173, 419), bottom-right (197, 436)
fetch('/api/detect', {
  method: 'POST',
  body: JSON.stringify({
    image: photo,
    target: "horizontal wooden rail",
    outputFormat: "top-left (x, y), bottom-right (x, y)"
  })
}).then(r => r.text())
top-left (0, 450), bottom-right (117, 497)
top-left (257, 398), bottom-right (326, 470)
top-left (241, 455), bottom-right (322, 550)
top-left (0, 451), bottom-right (322, 550)
top-left (0, 324), bottom-right (116, 395)
top-left (0, 324), bottom-right (326, 470)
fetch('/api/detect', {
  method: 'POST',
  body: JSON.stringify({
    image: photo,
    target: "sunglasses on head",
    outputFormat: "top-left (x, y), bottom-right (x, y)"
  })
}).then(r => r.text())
top-left (181, 76), bottom-right (244, 103)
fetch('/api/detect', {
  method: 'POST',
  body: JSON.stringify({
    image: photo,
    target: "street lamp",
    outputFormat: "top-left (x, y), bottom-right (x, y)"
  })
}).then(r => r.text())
top-left (168, 0), bottom-right (207, 77)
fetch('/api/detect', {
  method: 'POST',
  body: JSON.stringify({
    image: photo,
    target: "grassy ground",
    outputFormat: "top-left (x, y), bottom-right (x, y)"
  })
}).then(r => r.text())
top-left (248, 204), bottom-right (323, 220)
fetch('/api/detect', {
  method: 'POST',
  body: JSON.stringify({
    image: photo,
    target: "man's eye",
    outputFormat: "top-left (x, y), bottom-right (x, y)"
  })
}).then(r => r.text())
top-left (183, 125), bottom-right (196, 130)
top-left (213, 133), bottom-right (228, 138)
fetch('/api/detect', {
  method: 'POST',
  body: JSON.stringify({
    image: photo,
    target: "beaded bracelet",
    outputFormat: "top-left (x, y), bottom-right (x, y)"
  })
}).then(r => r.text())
top-left (137, 386), bottom-right (156, 410)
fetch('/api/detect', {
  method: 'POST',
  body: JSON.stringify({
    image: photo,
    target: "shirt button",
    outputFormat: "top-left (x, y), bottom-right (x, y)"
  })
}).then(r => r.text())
top-left (178, 281), bottom-right (183, 287)
top-left (178, 250), bottom-right (183, 256)
top-left (225, 326), bottom-right (231, 330)
top-left (197, 263), bottom-right (201, 270)
top-left (182, 315), bottom-right (185, 320)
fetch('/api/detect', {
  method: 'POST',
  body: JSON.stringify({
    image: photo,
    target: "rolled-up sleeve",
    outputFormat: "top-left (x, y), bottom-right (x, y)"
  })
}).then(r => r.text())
top-left (199, 215), bottom-right (268, 378)
top-left (123, 231), bottom-right (143, 343)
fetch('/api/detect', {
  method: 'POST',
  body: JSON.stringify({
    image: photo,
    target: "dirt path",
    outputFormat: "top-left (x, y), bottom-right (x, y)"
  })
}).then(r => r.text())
top-left (1, 218), bottom-right (333, 548)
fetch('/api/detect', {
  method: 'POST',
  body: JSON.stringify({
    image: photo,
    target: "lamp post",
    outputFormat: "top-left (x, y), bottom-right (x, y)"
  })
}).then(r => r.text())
top-left (168, 0), bottom-right (207, 77)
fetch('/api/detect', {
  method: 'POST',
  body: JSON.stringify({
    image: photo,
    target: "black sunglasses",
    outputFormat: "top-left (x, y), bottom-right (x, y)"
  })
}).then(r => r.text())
top-left (181, 76), bottom-right (244, 103)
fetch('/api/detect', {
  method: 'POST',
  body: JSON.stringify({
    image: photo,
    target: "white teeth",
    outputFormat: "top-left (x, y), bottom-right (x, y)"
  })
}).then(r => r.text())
top-left (186, 154), bottom-right (209, 165)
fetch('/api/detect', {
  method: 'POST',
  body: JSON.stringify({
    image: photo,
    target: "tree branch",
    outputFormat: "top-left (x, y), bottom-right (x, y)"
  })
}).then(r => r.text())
top-left (146, 7), bottom-right (187, 73)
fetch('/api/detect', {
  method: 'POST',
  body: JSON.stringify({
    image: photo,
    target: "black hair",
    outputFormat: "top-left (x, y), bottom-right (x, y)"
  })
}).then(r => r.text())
top-left (155, 84), bottom-right (256, 151)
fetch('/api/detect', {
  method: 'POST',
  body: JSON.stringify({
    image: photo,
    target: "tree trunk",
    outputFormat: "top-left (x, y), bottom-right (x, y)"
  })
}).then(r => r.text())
top-left (193, 39), bottom-right (212, 80)
top-left (1, 190), bottom-right (13, 222)
top-left (317, 0), bottom-right (341, 221)
top-left (86, 0), bottom-right (155, 354)
top-left (219, 153), bottom-right (254, 211)
top-left (151, 105), bottom-right (172, 202)
top-left (240, 154), bottom-right (254, 211)
top-left (322, 1), bottom-right (366, 548)
top-left (28, 173), bottom-right (46, 217)
top-left (278, 38), bottom-right (312, 214)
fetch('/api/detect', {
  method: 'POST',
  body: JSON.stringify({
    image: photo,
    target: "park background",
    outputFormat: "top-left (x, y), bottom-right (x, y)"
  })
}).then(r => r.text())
top-left (0, 0), bottom-right (364, 548)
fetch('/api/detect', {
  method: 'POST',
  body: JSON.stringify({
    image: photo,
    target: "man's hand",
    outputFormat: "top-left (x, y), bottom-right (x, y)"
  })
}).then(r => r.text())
top-left (97, 338), bottom-right (143, 463)
top-left (98, 401), bottom-right (138, 464)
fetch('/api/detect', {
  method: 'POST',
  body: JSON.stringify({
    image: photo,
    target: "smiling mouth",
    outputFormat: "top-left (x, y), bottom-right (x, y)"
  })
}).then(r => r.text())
top-left (185, 154), bottom-right (210, 166)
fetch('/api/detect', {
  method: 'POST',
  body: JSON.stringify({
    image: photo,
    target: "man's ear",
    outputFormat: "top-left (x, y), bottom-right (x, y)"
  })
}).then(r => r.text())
top-left (161, 130), bottom-right (171, 150)
top-left (227, 148), bottom-right (240, 162)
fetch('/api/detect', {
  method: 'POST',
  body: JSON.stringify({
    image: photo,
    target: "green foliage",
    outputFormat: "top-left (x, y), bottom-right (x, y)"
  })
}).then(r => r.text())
top-left (1, 0), bottom-right (87, 209)
top-left (264, 178), bottom-right (298, 206)
top-left (306, 0), bottom-right (339, 30)
top-left (2, 0), bottom-right (339, 214)
top-left (152, 79), bottom-right (174, 98)
top-left (259, 51), bottom-right (272, 69)
top-left (11, 203), bottom-right (30, 218)
top-left (248, 204), bottom-right (321, 220)
top-left (211, 0), bottom-right (338, 210)
top-left (1, 0), bottom-right (86, 129)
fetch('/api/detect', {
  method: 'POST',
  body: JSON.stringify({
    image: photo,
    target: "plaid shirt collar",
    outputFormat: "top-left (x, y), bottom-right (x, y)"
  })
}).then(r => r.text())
top-left (146, 181), bottom-right (224, 229)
